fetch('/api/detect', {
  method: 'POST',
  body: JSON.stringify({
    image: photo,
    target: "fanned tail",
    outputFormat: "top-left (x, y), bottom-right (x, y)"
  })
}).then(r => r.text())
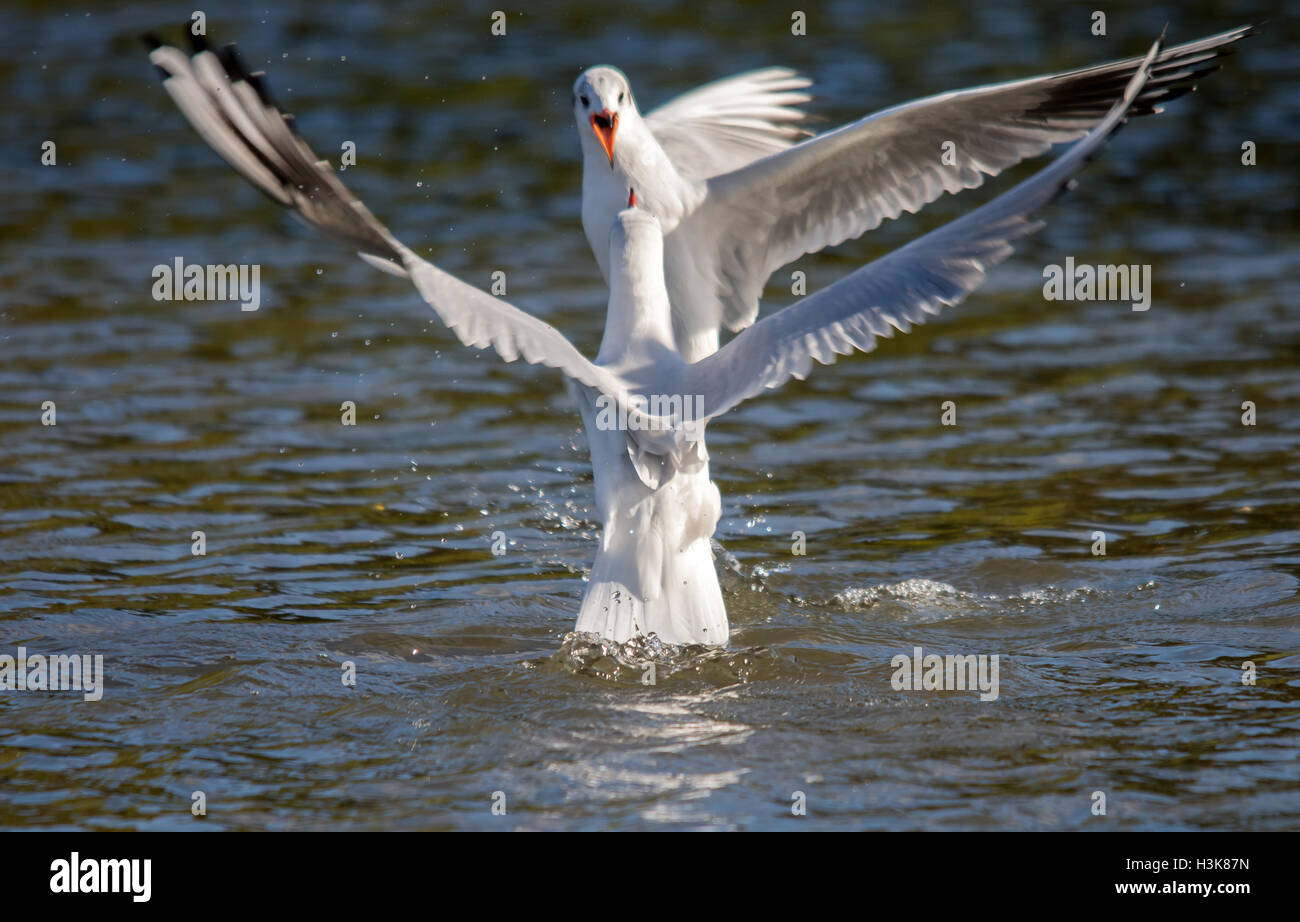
top-left (575, 400), bottom-right (728, 646)
top-left (577, 519), bottom-right (727, 646)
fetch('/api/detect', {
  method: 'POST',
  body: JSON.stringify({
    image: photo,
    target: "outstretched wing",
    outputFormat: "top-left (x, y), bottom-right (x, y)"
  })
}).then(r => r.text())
top-left (645, 67), bottom-right (815, 180)
top-left (685, 38), bottom-right (1162, 422)
top-left (146, 34), bottom-right (632, 402)
top-left (147, 34), bottom-right (406, 268)
top-left (686, 25), bottom-right (1253, 333)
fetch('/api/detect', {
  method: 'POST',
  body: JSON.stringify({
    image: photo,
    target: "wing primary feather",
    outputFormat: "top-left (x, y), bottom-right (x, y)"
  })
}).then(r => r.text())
top-left (687, 37), bottom-right (1165, 424)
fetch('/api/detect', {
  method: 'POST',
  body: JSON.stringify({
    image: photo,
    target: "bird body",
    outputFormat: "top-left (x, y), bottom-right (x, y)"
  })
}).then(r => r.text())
top-left (145, 26), bottom-right (1230, 645)
top-left (575, 391), bottom-right (725, 645)
top-left (575, 211), bottom-right (726, 644)
top-left (572, 26), bottom-right (1254, 362)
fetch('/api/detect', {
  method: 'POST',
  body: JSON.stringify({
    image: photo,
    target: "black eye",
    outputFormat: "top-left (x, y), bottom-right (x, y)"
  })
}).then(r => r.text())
top-left (618, 91), bottom-right (625, 104)
top-left (580, 94), bottom-right (589, 107)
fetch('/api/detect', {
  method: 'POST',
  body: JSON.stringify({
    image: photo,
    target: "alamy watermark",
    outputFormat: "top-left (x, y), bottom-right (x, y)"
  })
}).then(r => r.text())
top-left (49, 853), bottom-right (150, 902)
top-left (0, 646), bottom-right (103, 701)
top-left (1043, 257), bottom-right (1151, 311)
top-left (891, 645), bottom-right (1000, 701)
top-left (594, 391), bottom-right (706, 441)
top-left (152, 256), bottom-right (261, 311)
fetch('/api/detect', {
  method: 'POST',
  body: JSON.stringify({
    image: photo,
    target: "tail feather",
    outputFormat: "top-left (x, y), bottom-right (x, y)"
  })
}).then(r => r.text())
top-left (576, 402), bottom-right (729, 646)
top-left (577, 531), bottom-right (728, 646)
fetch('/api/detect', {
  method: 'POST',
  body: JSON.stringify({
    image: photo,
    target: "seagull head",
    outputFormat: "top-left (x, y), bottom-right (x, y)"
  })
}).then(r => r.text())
top-left (573, 66), bottom-right (634, 167)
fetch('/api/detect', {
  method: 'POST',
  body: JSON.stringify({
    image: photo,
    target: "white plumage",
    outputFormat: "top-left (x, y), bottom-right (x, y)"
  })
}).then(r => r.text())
top-left (572, 26), bottom-right (1253, 362)
top-left (148, 31), bottom-right (1163, 645)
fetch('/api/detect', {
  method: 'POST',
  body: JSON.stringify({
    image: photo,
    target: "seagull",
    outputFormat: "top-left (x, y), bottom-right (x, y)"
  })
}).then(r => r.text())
top-left (145, 32), bottom-right (1159, 645)
top-left (572, 25), bottom-right (1254, 361)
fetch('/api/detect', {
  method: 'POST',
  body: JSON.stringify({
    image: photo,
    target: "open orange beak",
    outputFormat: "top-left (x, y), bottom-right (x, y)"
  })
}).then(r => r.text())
top-left (590, 110), bottom-right (618, 167)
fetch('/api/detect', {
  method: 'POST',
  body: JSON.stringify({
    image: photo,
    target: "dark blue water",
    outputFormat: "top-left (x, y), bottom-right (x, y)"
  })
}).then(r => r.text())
top-left (1, 0), bottom-right (1297, 829)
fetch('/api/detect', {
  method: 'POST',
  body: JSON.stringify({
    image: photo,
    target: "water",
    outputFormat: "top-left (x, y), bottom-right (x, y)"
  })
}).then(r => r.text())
top-left (1, 0), bottom-right (1298, 830)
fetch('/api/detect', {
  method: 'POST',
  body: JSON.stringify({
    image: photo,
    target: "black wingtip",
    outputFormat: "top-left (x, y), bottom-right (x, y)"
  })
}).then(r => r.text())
top-left (141, 32), bottom-right (164, 52)
top-left (186, 26), bottom-right (209, 54)
top-left (246, 71), bottom-right (278, 108)
top-left (216, 43), bottom-right (245, 79)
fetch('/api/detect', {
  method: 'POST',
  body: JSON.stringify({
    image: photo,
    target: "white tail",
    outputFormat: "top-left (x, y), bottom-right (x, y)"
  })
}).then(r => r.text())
top-left (575, 396), bottom-right (728, 646)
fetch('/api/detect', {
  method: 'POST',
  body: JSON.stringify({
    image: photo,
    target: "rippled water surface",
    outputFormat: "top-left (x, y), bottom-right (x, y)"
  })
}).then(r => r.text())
top-left (2, 0), bottom-right (1298, 830)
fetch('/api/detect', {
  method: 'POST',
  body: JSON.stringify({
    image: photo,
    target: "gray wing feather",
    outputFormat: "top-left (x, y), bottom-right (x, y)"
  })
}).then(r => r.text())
top-left (147, 36), bottom-right (634, 403)
top-left (686, 37), bottom-right (1165, 421)
top-left (645, 67), bottom-right (815, 179)
top-left (690, 25), bottom-right (1253, 334)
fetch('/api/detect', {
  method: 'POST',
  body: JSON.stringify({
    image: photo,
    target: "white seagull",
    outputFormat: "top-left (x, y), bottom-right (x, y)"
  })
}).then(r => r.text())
top-left (146, 33), bottom-right (1159, 645)
top-left (572, 25), bottom-right (1253, 360)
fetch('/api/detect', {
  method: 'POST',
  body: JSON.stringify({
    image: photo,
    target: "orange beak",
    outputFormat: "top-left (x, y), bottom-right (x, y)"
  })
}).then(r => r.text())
top-left (590, 110), bottom-right (618, 167)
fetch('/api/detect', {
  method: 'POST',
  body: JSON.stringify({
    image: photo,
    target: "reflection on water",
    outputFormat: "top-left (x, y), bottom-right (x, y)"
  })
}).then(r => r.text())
top-left (1, 0), bottom-right (1298, 829)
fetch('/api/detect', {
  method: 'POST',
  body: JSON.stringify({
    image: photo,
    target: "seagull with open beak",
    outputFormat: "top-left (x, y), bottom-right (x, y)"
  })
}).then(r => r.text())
top-left (143, 30), bottom-right (1190, 646)
top-left (590, 105), bottom-right (618, 165)
top-left (571, 26), bottom-right (1254, 363)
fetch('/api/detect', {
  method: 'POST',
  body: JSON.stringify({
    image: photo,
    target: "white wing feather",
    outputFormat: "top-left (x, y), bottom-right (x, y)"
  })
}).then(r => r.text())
top-left (645, 67), bottom-right (814, 179)
top-left (683, 25), bottom-right (1252, 334)
top-left (148, 37), bottom-right (634, 403)
top-left (685, 38), bottom-right (1164, 423)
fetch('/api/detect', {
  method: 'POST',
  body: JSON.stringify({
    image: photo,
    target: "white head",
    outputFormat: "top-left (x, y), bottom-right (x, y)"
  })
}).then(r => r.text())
top-left (572, 66), bottom-right (636, 167)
